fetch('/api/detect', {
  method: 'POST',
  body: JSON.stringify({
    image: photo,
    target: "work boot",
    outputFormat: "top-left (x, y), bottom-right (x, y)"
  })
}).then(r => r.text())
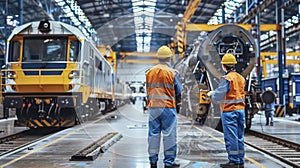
top-left (220, 161), bottom-right (244, 168)
top-left (165, 163), bottom-right (180, 168)
top-left (150, 163), bottom-right (157, 168)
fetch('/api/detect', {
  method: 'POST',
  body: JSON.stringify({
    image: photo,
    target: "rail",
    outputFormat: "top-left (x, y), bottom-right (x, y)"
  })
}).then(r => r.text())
top-left (0, 129), bottom-right (60, 158)
top-left (245, 130), bottom-right (300, 168)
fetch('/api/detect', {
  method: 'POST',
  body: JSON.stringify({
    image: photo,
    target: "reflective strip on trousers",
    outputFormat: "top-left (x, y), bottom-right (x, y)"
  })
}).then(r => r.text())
top-left (149, 148), bottom-right (159, 154)
top-left (165, 150), bottom-right (176, 155)
top-left (229, 150), bottom-right (239, 155)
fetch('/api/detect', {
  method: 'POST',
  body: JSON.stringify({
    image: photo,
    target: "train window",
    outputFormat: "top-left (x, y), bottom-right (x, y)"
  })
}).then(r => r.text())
top-left (23, 37), bottom-right (67, 62)
top-left (44, 39), bottom-right (67, 61)
top-left (70, 40), bottom-right (79, 61)
top-left (95, 58), bottom-right (102, 71)
top-left (9, 41), bottom-right (20, 62)
top-left (90, 47), bottom-right (94, 57)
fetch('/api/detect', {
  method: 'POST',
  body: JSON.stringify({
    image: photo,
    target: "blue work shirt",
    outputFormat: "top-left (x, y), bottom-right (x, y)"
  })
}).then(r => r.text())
top-left (174, 74), bottom-right (183, 97)
top-left (265, 102), bottom-right (275, 111)
top-left (211, 77), bottom-right (230, 102)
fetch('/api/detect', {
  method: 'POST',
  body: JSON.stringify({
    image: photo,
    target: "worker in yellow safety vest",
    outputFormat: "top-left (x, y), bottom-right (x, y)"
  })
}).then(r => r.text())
top-left (207, 53), bottom-right (246, 168)
top-left (146, 45), bottom-right (183, 168)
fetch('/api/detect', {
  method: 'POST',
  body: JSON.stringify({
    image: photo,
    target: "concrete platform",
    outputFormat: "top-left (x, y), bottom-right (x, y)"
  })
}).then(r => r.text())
top-left (250, 111), bottom-right (300, 144)
top-left (0, 102), bottom-right (295, 168)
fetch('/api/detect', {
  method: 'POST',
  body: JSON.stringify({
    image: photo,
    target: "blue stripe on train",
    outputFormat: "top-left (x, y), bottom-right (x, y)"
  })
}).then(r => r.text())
top-left (21, 63), bottom-right (66, 75)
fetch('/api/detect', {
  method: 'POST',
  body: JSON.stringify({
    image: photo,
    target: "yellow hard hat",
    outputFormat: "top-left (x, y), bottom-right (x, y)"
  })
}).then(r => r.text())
top-left (221, 53), bottom-right (237, 64)
top-left (157, 46), bottom-right (172, 58)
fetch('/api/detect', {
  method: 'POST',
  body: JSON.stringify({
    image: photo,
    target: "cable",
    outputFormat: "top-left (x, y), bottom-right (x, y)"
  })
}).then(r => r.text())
top-left (258, 109), bottom-right (264, 133)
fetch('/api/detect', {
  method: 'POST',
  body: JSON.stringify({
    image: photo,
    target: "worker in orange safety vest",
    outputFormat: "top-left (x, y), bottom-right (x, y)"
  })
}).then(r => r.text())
top-left (207, 53), bottom-right (246, 168)
top-left (146, 45), bottom-right (183, 168)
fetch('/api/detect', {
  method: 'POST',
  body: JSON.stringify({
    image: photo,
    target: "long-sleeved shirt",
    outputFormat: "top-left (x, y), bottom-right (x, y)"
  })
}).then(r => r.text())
top-left (211, 77), bottom-right (230, 102)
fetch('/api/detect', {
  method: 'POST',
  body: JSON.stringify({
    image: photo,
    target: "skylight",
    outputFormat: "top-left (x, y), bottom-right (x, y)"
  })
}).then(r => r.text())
top-left (132, 0), bottom-right (157, 52)
top-left (54, 0), bottom-right (95, 37)
top-left (208, 0), bottom-right (245, 24)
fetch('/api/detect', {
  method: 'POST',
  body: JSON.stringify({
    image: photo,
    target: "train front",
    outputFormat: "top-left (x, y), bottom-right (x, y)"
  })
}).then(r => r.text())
top-left (175, 24), bottom-right (258, 130)
top-left (2, 20), bottom-right (82, 128)
top-left (198, 25), bottom-right (257, 130)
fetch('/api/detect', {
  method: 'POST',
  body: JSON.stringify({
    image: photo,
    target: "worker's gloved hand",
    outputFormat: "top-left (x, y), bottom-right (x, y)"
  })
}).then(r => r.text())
top-left (207, 91), bottom-right (214, 97)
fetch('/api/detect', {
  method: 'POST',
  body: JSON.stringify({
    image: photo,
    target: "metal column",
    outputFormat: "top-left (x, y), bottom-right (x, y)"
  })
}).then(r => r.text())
top-left (18, 0), bottom-right (23, 25)
top-left (4, 0), bottom-right (7, 54)
top-left (276, 0), bottom-right (284, 104)
top-left (255, 12), bottom-right (262, 86)
top-left (221, 5), bottom-right (225, 23)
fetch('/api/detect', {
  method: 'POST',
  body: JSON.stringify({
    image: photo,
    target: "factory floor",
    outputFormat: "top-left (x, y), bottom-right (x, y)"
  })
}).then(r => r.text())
top-left (0, 101), bottom-right (298, 168)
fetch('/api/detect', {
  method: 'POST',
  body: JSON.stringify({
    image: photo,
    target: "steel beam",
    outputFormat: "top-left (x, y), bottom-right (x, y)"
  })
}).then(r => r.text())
top-left (238, 0), bottom-right (276, 23)
top-left (119, 59), bottom-right (158, 64)
top-left (120, 52), bottom-right (157, 58)
top-left (183, 0), bottom-right (202, 22)
top-left (260, 52), bottom-right (300, 78)
top-left (185, 23), bottom-right (281, 31)
top-left (261, 52), bottom-right (300, 56)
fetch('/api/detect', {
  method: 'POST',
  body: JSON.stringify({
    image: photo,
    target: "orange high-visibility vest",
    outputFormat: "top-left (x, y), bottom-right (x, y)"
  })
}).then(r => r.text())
top-left (222, 72), bottom-right (246, 112)
top-left (146, 64), bottom-right (176, 108)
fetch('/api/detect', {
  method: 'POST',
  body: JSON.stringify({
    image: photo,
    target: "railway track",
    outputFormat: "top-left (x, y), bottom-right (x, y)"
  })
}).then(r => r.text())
top-left (0, 128), bottom-right (61, 157)
top-left (245, 130), bottom-right (300, 168)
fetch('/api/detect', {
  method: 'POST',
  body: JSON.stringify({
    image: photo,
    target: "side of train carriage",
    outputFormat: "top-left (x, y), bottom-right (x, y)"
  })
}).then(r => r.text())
top-left (174, 24), bottom-right (260, 130)
top-left (1, 20), bottom-right (130, 128)
top-left (261, 74), bottom-right (300, 117)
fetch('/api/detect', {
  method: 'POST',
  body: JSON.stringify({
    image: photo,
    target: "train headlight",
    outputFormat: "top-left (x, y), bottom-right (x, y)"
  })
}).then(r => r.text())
top-left (68, 71), bottom-right (79, 79)
top-left (7, 71), bottom-right (16, 79)
top-left (38, 20), bottom-right (51, 33)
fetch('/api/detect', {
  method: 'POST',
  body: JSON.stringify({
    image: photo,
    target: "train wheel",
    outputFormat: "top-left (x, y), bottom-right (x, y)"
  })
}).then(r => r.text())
top-left (101, 100), bottom-right (108, 114)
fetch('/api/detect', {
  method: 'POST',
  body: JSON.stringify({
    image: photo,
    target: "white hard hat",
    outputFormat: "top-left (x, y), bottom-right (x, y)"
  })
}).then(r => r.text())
top-left (266, 87), bottom-right (272, 91)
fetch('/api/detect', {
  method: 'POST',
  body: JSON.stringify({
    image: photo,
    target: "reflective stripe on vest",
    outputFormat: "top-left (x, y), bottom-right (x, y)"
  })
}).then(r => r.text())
top-left (222, 72), bottom-right (246, 112)
top-left (148, 95), bottom-right (175, 100)
top-left (146, 64), bottom-right (176, 108)
top-left (147, 83), bottom-right (174, 89)
top-left (223, 98), bottom-right (245, 104)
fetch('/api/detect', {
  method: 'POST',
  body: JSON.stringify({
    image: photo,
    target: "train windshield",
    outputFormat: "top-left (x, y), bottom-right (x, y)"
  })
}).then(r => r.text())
top-left (22, 37), bottom-right (68, 62)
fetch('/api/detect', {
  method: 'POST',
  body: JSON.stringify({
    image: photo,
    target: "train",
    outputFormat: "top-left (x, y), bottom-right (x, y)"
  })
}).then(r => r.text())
top-left (1, 20), bottom-right (130, 128)
top-left (174, 24), bottom-right (260, 130)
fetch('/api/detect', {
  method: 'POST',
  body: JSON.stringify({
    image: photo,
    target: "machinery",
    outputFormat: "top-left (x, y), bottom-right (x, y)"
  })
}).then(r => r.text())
top-left (174, 24), bottom-right (260, 130)
top-left (1, 20), bottom-right (129, 128)
top-left (262, 74), bottom-right (300, 117)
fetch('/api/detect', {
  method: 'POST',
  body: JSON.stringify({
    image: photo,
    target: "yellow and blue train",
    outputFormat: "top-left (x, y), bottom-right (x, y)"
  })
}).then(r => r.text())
top-left (2, 20), bottom-right (129, 128)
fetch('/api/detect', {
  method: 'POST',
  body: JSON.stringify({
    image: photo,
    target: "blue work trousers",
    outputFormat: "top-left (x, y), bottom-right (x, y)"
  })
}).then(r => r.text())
top-left (221, 110), bottom-right (245, 164)
top-left (148, 108), bottom-right (177, 166)
top-left (265, 110), bottom-right (274, 124)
